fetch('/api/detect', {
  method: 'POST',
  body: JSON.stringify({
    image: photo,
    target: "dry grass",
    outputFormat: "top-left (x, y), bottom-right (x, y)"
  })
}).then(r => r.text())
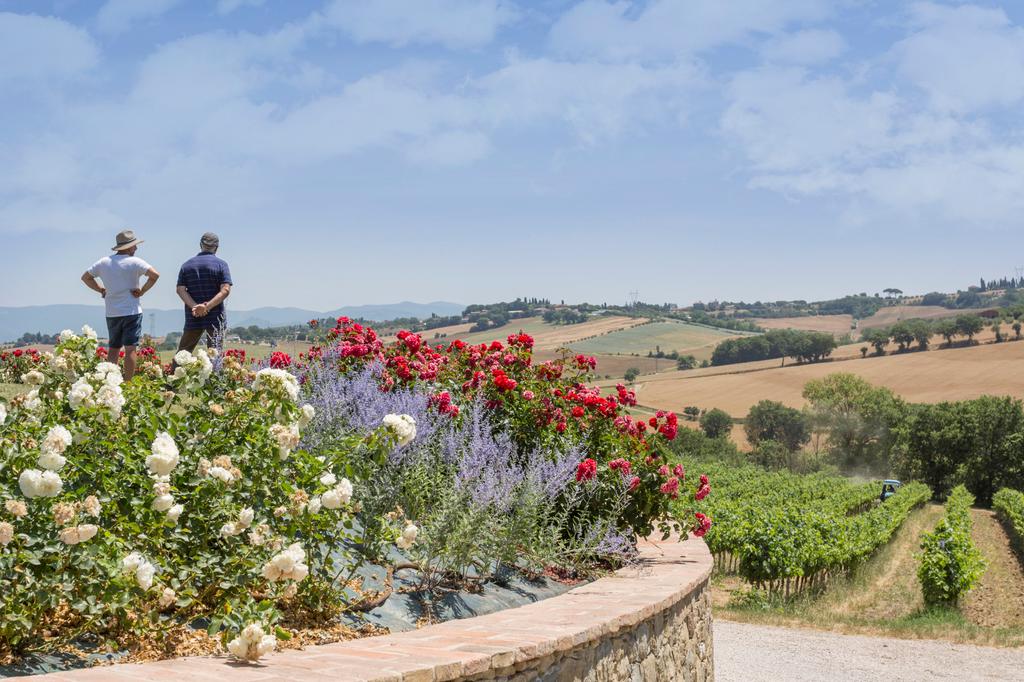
top-left (627, 339), bottom-right (1024, 417)
top-left (452, 316), bottom-right (644, 350)
top-left (859, 305), bottom-right (989, 329)
top-left (752, 315), bottom-right (854, 336)
top-left (963, 509), bottom-right (1024, 630)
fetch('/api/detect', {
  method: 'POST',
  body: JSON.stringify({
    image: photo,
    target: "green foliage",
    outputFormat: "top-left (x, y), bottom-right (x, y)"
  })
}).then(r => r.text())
top-left (993, 488), bottom-right (1024, 560)
top-left (624, 367), bottom-right (640, 383)
top-left (955, 314), bottom-right (984, 341)
top-left (711, 329), bottom-right (836, 366)
top-left (745, 400), bottom-right (810, 452)
top-left (894, 396), bottom-right (1024, 505)
top-left (699, 408), bottom-right (733, 439)
top-left (678, 453), bottom-right (930, 591)
top-left (921, 291), bottom-right (950, 306)
top-left (860, 327), bottom-right (890, 354)
top-left (917, 486), bottom-right (985, 606)
top-left (802, 373), bottom-right (906, 472)
top-left (676, 354), bottom-right (698, 370)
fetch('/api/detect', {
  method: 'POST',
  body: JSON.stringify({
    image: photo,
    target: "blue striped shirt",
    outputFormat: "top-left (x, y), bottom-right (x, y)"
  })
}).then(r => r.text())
top-left (177, 252), bottom-right (233, 330)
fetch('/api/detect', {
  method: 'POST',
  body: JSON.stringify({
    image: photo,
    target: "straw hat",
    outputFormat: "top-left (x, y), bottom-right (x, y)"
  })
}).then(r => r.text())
top-left (112, 230), bottom-right (144, 251)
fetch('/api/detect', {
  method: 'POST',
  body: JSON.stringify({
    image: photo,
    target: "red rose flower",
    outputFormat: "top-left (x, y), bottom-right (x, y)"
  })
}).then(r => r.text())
top-left (693, 512), bottom-right (712, 537)
top-left (576, 458), bottom-right (597, 482)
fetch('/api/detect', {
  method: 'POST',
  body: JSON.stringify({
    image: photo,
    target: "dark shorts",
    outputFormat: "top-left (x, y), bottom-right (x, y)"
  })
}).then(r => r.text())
top-left (106, 314), bottom-right (143, 347)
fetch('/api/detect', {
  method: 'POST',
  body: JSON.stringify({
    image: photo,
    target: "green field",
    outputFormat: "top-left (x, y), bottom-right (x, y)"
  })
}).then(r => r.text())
top-left (449, 318), bottom-right (558, 347)
top-left (571, 319), bottom-right (741, 356)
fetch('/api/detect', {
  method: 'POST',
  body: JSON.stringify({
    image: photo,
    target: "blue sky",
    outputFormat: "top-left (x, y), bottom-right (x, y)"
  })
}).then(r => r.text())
top-left (2, 0), bottom-right (1023, 312)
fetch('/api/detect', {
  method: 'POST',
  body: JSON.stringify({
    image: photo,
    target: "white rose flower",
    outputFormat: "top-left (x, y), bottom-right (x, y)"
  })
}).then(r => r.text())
top-left (59, 329), bottom-right (76, 343)
top-left (68, 378), bottom-right (95, 410)
top-left (269, 423), bottom-right (300, 460)
top-left (21, 370), bottom-right (46, 386)
top-left (0, 402), bottom-right (6, 426)
top-left (95, 362), bottom-right (120, 375)
top-left (166, 504), bottom-right (183, 523)
top-left (337, 477), bottom-right (353, 502)
top-left (146, 433), bottom-right (180, 476)
top-left (382, 414), bottom-right (417, 447)
top-left (37, 451), bottom-right (67, 471)
top-left (81, 324), bottom-right (97, 340)
top-left (299, 404), bottom-right (315, 427)
top-left (174, 350), bottom-right (196, 367)
top-left (96, 384), bottom-right (125, 416)
top-left (319, 472), bottom-right (337, 487)
top-left (207, 466), bottom-right (234, 483)
top-left (0, 521), bottom-right (14, 546)
top-left (402, 523), bottom-right (419, 543)
top-left (23, 389), bottom-right (42, 413)
top-left (307, 497), bottom-right (322, 514)
top-left (19, 469), bottom-right (62, 498)
top-left (122, 551), bottom-right (145, 573)
top-left (104, 371), bottom-right (124, 387)
top-left (254, 368), bottom-right (300, 402)
top-left (220, 522), bottom-right (239, 538)
top-left (227, 622), bottom-right (277, 661)
top-left (58, 524), bottom-right (98, 545)
top-left (136, 561), bottom-right (156, 590)
top-left (152, 494), bottom-right (175, 512)
top-left (159, 587), bottom-right (177, 609)
top-left (238, 507), bottom-right (254, 528)
top-left (42, 425), bottom-right (73, 456)
top-left (261, 543), bottom-right (308, 582)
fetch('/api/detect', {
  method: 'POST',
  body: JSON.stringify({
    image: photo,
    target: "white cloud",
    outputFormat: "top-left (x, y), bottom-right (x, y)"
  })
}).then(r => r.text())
top-left (722, 67), bottom-right (899, 173)
top-left (324, 0), bottom-right (516, 49)
top-left (477, 57), bottom-right (696, 144)
top-left (761, 29), bottom-right (845, 65)
top-left (406, 130), bottom-right (491, 165)
top-left (895, 2), bottom-right (1024, 114)
top-left (0, 12), bottom-right (99, 81)
top-left (721, 64), bottom-right (1024, 225)
top-left (96, 0), bottom-right (183, 35)
top-left (548, 0), bottom-right (829, 62)
top-left (217, 0), bottom-right (266, 14)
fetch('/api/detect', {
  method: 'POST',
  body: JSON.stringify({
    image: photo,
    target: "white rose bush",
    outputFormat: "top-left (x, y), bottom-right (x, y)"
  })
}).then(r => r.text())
top-left (0, 329), bottom-right (398, 663)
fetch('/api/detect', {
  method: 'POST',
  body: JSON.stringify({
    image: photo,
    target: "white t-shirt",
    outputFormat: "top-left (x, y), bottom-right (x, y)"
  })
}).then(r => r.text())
top-left (88, 254), bottom-right (153, 317)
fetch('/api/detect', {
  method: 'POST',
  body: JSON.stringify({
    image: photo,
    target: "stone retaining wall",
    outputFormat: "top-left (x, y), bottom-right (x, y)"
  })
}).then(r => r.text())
top-left (41, 535), bottom-right (713, 681)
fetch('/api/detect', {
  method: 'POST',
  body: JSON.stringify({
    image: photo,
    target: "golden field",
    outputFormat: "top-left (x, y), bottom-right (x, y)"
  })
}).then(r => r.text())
top-left (622, 338), bottom-right (1024, 419)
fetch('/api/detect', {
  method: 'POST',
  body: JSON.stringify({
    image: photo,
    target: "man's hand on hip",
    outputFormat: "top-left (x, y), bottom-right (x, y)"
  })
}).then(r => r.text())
top-left (131, 288), bottom-right (143, 298)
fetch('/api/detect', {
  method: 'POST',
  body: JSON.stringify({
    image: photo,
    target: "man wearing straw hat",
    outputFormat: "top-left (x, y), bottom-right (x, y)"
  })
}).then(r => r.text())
top-left (81, 230), bottom-right (161, 381)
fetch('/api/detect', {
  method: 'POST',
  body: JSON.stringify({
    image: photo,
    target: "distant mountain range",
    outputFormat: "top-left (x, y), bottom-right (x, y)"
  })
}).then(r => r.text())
top-left (0, 302), bottom-right (465, 342)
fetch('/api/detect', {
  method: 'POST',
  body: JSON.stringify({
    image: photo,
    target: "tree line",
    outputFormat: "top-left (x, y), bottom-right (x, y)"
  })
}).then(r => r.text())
top-left (860, 313), bottom-right (1022, 355)
top-left (738, 373), bottom-right (1024, 506)
top-left (711, 329), bottom-right (837, 366)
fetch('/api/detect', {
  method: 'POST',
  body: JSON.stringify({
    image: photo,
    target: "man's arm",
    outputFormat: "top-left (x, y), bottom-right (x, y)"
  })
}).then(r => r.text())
top-left (192, 284), bottom-right (231, 318)
top-left (81, 272), bottom-right (106, 298)
top-left (176, 285), bottom-right (199, 309)
top-left (132, 267), bottom-right (160, 298)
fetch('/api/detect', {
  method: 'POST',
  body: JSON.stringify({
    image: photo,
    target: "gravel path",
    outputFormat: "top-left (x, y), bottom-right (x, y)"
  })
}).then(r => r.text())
top-left (715, 620), bottom-right (1024, 681)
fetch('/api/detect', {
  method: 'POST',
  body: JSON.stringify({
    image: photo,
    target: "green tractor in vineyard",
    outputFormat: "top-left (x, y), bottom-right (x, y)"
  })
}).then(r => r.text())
top-left (880, 479), bottom-right (901, 502)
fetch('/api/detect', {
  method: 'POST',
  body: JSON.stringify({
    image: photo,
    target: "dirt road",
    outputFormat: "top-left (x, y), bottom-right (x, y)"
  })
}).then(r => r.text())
top-left (715, 620), bottom-right (1024, 681)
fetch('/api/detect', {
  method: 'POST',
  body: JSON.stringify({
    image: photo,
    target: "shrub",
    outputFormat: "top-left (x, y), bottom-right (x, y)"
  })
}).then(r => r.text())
top-left (700, 408), bottom-right (732, 439)
top-left (917, 485), bottom-right (986, 606)
top-left (745, 400), bottom-right (810, 452)
top-left (993, 488), bottom-right (1024, 560)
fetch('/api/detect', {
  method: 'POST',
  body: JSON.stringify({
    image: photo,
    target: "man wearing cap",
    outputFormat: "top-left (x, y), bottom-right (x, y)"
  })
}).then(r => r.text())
top-left (81, 230), bottom-right (161, 381)
top-left (175, 232), bottom-right (233, 353)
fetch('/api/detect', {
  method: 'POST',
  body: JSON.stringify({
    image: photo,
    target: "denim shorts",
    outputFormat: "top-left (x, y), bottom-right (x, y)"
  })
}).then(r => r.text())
top-left (106, 314), bottom-right (143, 347)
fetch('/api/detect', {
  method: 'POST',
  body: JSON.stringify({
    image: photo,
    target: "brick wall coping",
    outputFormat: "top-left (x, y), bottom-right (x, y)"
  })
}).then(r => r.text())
top-left (40, 535), bottom-right (712, 682)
